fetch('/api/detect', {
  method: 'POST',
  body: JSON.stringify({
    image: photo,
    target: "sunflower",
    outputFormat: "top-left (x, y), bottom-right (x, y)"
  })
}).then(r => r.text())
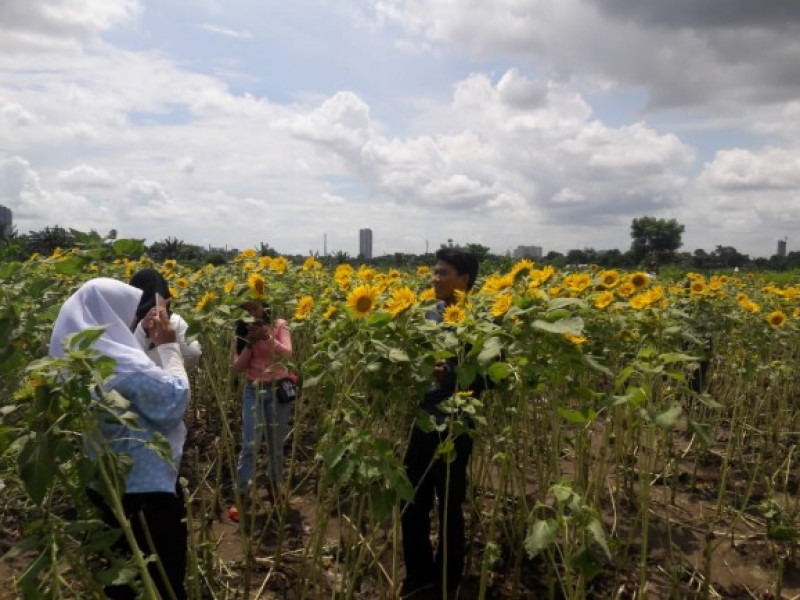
top-left (417, 265), bottom-right (431, 277)
top-left (481, 274), bottom-right (514, 295)
top-left (347, 285), bottom-right (378, 318)
top-left (491, 293), bottom-right (513, 318)
top-left (386, 286), bottom-right (417, 317)
top-left (240, 248), bottom-right (258, 259)
top-left (163, 259), bottom-right (177, 271)
top-left (242, 261), bottom-right (256, 272)
top-left (303, 256), bottom-right (322, 271)
top-left (247, 273), bottom-right (267, 298)
top-left (600, 270), bottom-right (620, 289)
top-left (563, 273), bottom-right (592, 292)
top-left (176, 277), bottom-right (189, 289)
top-left (259, 256), bottom-right (273, 270)
top-left (357, 266), bottom-right (377, 282)
top-left (294, 295), bottom-right (314, 320)
top-left (618, 282), bottom-right (635, 298)
top-left (419, 287), bottom-right (436, 301)
top-left (594, 291), bottom-right (614, 309)
top-left (510, 259), bottom-right (535, 279)
top-left (629, 293), bottom-right (649, 310)
top-left (768, 310), bottom-right (787, 329)
top-left (443, 304), bottom-right (465, 324)
top-left (270, 256), bottom-right (288, 274)
top-left (528, 266), bottom-right (555, 288)
top-left (224, 280), bottom-right (236, 294)
top-left (169, 287), bottom-right (178, 299)
top-left (630, 272), bottom-right (649, 289)
top-left (323, 305), bottom-right (337, 320)
top-left (565, 334), bottom-right (587, 345)
top-left (690, 280), bottom-right (707, 295)
top-left (196, 291), bottom-right (216, 313)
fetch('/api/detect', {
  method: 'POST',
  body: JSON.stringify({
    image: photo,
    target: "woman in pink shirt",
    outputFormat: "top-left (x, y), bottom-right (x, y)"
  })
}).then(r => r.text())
top-left (232, 301), bottom-right (293, 503)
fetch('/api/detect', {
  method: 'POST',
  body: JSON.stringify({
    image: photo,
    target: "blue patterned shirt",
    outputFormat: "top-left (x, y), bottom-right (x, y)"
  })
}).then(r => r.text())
top-left (96, 369), bottom-right (190, 494)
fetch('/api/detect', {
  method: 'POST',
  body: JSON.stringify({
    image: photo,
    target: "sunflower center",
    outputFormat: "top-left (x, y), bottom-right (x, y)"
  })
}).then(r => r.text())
top-left (356, 296), bottom-right (372, 312)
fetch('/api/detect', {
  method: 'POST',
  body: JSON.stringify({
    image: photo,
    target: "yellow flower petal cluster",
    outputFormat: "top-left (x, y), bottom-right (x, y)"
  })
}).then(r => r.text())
top-left (419, 287), bottom-right (436, 301)
top-left (768, 310), bottom-right (787, 329)
top-left (491, 293), bottom-right (513, 317)
top-left (224, 280), bottom-right (236, 294)
top-left (294, 295), bottom-right (314, 320)
top-left (599, 270), bottom-right (620, 289)
top-left (196, 291), bottom-right (217, 312)
top-left (565, 334), bottom-right (587, 345)
top-left (443, 304), bottom-right (465, 324)
top-left (563, 273), bottom-right (592, 292)
top-left (248, 273), bottom-right (267, 298)
top-left (347, 285), bottom-right (378, 318)
top-left (385, 286), bottom-right (417, 317)
top-left (594, 291), bottom-right (614, 309)
top-left (302, 256), bottom-right (322, 271)
top-left (630, 272), bottom-right (650, 289)
top-left (527, 266), bottom-right (555, 288)
top-left (270, 256), bottom-right (288, 274)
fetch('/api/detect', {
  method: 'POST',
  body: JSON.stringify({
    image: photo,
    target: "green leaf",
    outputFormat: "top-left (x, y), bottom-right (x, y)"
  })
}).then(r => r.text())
top-left (524, 519), bottom-right (557, 558)
top-left (687, 419), bottom-right (714, 447)
top-left (658, 352), bottom-right (698, 364)
top-left (768, 524), bottom-right (798, 544)
top-left (388, 348), bottom-right (410, 363)
top-left (112, 238), bottom-right (145, 258)
top-left (646, 403), bottom-right (682, 429)
top-left (54, 255), bottom-right (87, 276)
top-left (457, 363), bottom-right (477, 390)
top-left (487, 361), bottom-right (512, 383)
top-left (477, 337), bottom-right (503, 365)
top-left (532, 316), bottom-right (584, 336)
top-left (586, 518), bottom-right (611, 559)
top-left (557, 406), bottom-right (597, 425)
top-left (582, 354), bottom-right (611, 377)
top-left (570, 547), bottom-right (604, 581)
top-left (18, 435), bottom-right (54, 505)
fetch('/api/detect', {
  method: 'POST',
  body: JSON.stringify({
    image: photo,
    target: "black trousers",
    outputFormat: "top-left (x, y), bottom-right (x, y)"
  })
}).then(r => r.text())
top-left (88, 486), bottom-right (188, 600)
top-left (401, 425), bottom-right (473, 590)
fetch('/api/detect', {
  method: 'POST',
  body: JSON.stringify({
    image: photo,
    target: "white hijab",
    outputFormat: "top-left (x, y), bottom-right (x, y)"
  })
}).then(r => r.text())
top-left (50, 278), bottom-right (162, 380)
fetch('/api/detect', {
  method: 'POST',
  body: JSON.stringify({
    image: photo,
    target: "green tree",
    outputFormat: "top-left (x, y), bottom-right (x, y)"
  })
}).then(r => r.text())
top-left (630, 216), bottom-right (685, 262)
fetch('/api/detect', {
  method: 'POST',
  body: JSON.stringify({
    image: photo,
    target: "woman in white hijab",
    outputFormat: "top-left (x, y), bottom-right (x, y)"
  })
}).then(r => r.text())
top-left (50, 277), bottom-right (190, 600)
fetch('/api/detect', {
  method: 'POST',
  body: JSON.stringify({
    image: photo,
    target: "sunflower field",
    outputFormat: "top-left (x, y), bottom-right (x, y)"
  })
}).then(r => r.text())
top-left (2, 242), bottom-right (800, 599)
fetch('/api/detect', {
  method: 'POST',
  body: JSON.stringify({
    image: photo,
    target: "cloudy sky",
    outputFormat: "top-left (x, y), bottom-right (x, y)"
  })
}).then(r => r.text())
top-left (2, 0), bottom-right (800, 258)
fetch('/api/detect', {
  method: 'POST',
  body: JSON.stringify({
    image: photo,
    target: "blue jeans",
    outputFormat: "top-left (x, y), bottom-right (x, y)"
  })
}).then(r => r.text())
top-left (236, 381), bottom-right (294, 492)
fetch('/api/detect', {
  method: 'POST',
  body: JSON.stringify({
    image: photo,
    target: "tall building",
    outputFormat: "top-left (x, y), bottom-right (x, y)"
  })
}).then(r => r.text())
top-left (513, 245), bottom-right (543, 260)
top-left (359, 228), bottom-right (373, 260)
top-left (0, 204), bottom-right (12, 238)
top-left (777, 238), bottom-right (788, 257)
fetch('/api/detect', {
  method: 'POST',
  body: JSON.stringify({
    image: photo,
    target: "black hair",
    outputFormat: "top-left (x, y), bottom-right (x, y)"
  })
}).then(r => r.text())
top-left (435, 248), bottom-right (479, 290)
top-left (129, 268), bottom-right (171, 324)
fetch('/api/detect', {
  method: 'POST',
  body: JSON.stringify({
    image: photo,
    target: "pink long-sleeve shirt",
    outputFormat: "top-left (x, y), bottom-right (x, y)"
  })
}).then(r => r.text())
top-left (232, 318), bottom-right (292, 382)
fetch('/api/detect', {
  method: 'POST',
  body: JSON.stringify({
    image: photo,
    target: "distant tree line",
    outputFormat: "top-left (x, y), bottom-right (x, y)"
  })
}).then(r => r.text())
top-left (0, 218), bottom-right (796, 272)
